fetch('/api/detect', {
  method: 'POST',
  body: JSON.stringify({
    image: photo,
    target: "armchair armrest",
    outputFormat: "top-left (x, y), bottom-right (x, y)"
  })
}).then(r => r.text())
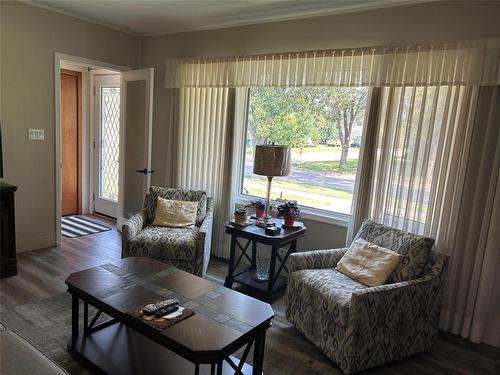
top-left (350, 273), bottom-right (443, 346)
top-left (196, 197), bottom-right (214, 277)
top-left (199, 198), bottom-right (214, 235)
top-left (123, 209), bottom-right (148, 239)
top-left (288, 247), bottom-right (348, 275)
top-left (352, 273), bottom-right (436, 299)
top-left (121, 209), bottom-right (148, 258)
top-left (351, 274), bottom-right (439, 321)
top-left (351, 272), bottom-right (444, 319)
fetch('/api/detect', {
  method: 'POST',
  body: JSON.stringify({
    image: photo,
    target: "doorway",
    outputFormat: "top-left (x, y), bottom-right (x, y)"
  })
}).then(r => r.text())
top-left (60, 69), bottom-right (82, 216)
top-left (54, 53), bottom-right (154, 245)
top-left (57, 58), bottom-right (122, 239)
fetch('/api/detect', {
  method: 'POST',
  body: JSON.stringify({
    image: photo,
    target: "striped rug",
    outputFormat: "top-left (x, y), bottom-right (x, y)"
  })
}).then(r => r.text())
top-left (61, 215), bottom-right (111, 238)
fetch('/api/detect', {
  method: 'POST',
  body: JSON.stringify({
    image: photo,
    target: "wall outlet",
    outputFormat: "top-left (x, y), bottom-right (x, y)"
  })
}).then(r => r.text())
top-left (28, 129), bottom-right (44, 140)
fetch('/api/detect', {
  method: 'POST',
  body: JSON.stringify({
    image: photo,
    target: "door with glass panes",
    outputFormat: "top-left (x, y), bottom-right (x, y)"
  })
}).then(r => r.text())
top-left (93, 74), bottom-right (120, 217)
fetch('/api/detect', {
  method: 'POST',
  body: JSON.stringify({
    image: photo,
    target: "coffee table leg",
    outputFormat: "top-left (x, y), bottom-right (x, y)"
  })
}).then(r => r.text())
top-left (252, 328), bottom-right (266, 375)
top-left (71, 294), bottom-right (79, 348)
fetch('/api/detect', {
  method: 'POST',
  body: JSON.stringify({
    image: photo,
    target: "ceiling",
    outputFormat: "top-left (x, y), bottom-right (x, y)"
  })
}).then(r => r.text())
top-left (26, 0), bottom-right (420, 36)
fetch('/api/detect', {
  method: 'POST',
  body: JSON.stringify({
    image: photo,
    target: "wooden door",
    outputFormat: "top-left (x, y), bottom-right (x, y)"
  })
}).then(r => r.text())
top-left (61, 70), bottom-right (81, 216)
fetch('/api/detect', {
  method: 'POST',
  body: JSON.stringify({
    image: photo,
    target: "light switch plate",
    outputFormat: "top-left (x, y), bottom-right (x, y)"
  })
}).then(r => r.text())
top-left (28, 129), bottom-right (45, 140)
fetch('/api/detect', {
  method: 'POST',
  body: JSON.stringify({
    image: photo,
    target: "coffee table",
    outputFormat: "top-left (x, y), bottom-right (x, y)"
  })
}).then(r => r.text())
top-left (65, 257), bottom-right (274, 375)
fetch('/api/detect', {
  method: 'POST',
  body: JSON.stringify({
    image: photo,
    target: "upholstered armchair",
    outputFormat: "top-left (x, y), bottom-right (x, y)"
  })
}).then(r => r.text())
top-left (286, 219), bottom-right (449, 374)
top-left (122, 187), bottom-right (213, 277)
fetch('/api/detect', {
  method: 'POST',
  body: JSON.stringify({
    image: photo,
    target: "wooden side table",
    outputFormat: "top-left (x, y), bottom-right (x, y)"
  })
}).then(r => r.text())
top-left (224, 219), bottom-right (307, 302)
top-left (0, 182), bottom-right (18, 278)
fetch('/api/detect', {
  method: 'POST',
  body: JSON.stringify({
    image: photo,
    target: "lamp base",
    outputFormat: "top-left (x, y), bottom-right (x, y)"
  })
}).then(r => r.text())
top-left (256, 216), bottom-right (275, 228)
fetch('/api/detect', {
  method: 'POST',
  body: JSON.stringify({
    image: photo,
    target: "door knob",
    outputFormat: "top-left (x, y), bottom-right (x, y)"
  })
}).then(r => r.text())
top-left (136, 169), bottom-right (155, 174)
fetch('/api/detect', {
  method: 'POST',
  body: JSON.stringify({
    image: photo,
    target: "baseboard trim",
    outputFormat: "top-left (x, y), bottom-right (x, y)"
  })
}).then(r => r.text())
top-left (16, 235), bottom-right (56, 253)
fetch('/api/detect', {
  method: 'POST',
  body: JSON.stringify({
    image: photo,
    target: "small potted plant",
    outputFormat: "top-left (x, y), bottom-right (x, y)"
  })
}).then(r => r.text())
top-left (277, 201), bottom-right (301, 227)
top-left (233, 208), bottom-right (248, 225)
top-left (245, 199), bottom-right (267, 219)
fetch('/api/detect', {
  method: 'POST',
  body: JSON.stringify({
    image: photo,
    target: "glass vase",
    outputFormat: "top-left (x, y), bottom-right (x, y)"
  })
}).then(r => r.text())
top-left (256, 251), bottom-right (271, 281)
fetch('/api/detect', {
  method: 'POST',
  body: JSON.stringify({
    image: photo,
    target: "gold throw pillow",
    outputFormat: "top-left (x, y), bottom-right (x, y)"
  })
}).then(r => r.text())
top-left (152, 197), bottom-right (198, 228)
top-left (336, 238), bottom-right (402, 287)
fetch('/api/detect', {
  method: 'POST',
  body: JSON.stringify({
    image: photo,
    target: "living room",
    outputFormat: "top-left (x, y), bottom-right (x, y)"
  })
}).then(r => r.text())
top-left (1, 0), bottom-right (499, 374)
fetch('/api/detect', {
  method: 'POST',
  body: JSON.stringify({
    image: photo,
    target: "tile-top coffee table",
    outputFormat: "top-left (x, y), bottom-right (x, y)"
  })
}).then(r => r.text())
top-left (65, 257), bottom-right (274, 375)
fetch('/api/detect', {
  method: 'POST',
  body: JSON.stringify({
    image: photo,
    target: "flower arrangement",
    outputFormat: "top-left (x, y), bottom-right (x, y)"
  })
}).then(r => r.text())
top-left (245, 199), bottom-right (266, 210)
top-left (276, 201), bottom-right (301, 226)
top-left (246, 199), bottom-right (267, 219)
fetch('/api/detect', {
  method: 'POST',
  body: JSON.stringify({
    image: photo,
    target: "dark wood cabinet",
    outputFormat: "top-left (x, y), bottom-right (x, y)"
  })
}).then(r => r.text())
top-left (0, 182), bottom-right (17, 278)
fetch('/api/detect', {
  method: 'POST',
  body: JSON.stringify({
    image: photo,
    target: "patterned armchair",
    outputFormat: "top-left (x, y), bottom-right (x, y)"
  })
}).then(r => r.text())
top-left (122, 187), bottom-right (213, 277)
top-left (286, 220), bottom-right (449, 374)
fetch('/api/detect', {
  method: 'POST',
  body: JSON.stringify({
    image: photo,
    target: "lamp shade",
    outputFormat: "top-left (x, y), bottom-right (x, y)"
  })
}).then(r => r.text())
top-left (253, 144), bottom-right (291, 177)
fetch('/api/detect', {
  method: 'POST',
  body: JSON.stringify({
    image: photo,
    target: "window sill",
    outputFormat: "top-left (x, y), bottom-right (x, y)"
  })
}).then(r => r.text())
top-left (235, 195), bottom-right (350, 228)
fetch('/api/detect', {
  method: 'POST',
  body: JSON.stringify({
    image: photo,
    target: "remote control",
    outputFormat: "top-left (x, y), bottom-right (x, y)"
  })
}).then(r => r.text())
top-left (154, 305), bottom-right (179, 317)
top-left (143, 299), bottom-right (179, 315)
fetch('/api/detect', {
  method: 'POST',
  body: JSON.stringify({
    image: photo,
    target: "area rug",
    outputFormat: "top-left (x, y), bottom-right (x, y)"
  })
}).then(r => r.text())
top-left (0, 293), bottom-right (341, 375)
top-left (61, 216), bottom-right (111, 238)
top-left (0, 293), bottom-right (93, 374)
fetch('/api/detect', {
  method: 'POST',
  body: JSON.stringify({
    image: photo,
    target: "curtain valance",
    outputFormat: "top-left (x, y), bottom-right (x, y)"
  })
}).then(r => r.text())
top-left (165, 38), bottom-right (500, 88)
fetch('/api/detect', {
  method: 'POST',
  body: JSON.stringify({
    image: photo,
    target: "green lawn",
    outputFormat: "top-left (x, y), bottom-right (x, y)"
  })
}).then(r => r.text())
top-left (244, 176), bottom-right (353, 213)
top-left (247, 145), bottom-right (349, 155)
top-left (293, 159), bottom-right (358, 175)
top-left (243, 144), bottom-right (358, 212)
top-left (291, 145), bottom-right (337, 153)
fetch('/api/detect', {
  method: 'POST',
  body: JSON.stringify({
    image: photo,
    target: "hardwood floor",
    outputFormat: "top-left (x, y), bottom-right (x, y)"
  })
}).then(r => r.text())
top-left (1, 216), bottom-right (499, 374)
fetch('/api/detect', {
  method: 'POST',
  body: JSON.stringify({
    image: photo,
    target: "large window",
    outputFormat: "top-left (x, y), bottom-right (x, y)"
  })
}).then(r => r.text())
top-left (242, 87), bottom-right (369, 215)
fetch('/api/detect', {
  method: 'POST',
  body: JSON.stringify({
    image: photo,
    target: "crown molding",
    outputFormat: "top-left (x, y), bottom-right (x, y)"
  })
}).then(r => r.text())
top-left (144, 0), bottom-right (429, 37)
top-left (21, 0), bottom-right (432, 38)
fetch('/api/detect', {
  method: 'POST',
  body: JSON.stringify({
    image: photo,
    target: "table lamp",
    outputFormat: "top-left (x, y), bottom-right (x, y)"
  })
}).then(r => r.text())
top-left (253, 144), bottom-right (291, 227)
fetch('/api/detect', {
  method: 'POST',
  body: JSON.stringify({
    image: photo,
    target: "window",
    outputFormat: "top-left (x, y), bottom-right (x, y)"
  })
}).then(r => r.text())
top-left (99, 86), bottom-right (120, 202)
top-left (241, 87), bottom-right (369, 215)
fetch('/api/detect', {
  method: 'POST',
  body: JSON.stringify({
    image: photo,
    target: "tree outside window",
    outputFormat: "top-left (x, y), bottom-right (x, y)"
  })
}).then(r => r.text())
top-left (243, 87), bottom-right (369, 214)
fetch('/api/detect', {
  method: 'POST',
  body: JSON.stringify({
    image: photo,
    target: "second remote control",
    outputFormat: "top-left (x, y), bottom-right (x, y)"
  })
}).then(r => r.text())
top-left (154, 305), bottom-right (179, 317)
top-left (143, 299), bottom-right (179, 315)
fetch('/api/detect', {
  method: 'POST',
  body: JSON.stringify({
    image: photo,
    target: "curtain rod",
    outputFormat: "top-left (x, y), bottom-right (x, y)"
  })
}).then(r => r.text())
top-left (165, 39), bottom-right (485, 63)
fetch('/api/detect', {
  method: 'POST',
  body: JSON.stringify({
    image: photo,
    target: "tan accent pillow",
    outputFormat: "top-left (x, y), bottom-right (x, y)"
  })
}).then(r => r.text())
top-left (336, 238), bottom-right (402, 287)
top-left (152, 197), bottom-right (198, 228)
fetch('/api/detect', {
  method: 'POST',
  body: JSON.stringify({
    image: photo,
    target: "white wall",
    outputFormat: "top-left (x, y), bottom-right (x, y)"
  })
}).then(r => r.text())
top-left (3, 1), bottom-right (500, 253)
top-left (142, 1), bottom-right (500, 251)
top-left (0, 1), bottom-right (142, 251)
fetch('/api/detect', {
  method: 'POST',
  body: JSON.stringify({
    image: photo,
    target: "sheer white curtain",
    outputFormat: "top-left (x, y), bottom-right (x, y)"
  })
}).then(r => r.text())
top-left (175, 87), bottom-right (235, 258)
top-left (439, 86), bottom-right (500, 347)
top-left (349, 85), bottom-right (476, 247)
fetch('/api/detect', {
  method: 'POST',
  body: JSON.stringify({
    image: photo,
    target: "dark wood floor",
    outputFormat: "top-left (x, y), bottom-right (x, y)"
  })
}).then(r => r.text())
top-left (1, 216), bottom-right (499, 374)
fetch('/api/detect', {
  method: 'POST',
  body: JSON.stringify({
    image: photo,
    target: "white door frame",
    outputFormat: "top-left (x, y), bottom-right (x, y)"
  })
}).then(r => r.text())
top-left (54, 52), bottom-right (129, 246)
top-left (117, 68), bottom-right (154, 229)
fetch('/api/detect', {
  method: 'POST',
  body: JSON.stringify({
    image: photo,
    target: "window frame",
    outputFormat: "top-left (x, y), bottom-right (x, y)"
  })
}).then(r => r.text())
top-left (233, 87), bottom-right (373, 228)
